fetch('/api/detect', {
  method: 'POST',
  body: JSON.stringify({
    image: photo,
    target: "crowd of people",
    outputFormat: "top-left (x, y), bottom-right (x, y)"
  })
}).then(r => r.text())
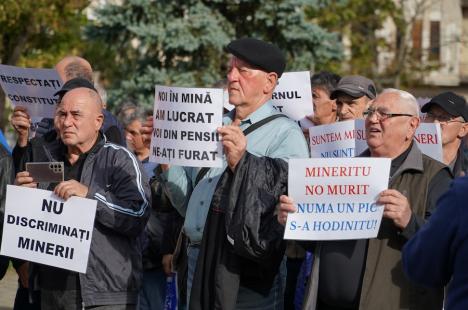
top-left (0, 37), bottom-right (467, 310)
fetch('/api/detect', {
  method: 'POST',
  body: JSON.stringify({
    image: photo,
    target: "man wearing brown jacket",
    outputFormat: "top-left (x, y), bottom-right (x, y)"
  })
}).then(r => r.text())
top-left (278, 89), bottom-right (452, 310)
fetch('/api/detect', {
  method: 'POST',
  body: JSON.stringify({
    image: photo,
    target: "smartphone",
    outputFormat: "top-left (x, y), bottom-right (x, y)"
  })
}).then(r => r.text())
top-left (25, 162), bottom-right (64, 183)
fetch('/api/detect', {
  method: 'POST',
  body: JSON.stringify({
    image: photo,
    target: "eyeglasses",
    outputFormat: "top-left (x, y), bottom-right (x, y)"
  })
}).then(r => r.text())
top-left (364, 108), bottom-right (414, 121)
top-left (424, 111), bottom-right (465, 124)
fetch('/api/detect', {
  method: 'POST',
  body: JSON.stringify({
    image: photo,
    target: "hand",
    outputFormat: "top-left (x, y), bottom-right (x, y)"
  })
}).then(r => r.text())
top-left (140, 115), bottom-right (153, 149)
top-left (162, 254), bottom-right (173, 276)
top-left (277, 195), bottom-right (296, 226)
top-left (15, 171), bottom-right (37, 188)
top-left (217, 119), bottom-right (247, 171)
top-left (54, 180), bottom-right (88, 200)
top-left (16, 262), bottom-right (29, 288)
top-left (378, 189), bottom-right (412, 230)
top-left (11, 106), bottom-right (31, 147)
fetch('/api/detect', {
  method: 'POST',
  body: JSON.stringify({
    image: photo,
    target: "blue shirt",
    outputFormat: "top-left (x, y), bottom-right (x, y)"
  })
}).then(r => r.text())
top-left (161, 101), bottom-right (309, 243)
top-left (0, 130), bottom-right (10, 154)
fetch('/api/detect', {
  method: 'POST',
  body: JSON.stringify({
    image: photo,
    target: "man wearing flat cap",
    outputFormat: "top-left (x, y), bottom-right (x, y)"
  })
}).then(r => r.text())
top-left (14, 78), bottom-right (150, 309)
top-left (330, 75), bottom-right (377, 121)
top-left (155, 37), bottom-right (309, 309)
top-left (422, 91), bottom-right (468, 176)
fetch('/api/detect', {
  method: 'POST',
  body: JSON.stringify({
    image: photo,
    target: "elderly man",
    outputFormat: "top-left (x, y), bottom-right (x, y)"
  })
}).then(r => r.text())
top-left (147, 38), bottom-right (308, 309)
top-left (122, 109), bottom-right (184, 310)
top-left (14, 78), bottom-right (150, 309)
top-left (422, 91), bottom-right (468, 176)
top-left (278, 89), bottom-right (452, 310)
top-left (330, 75), bottom-right (376, 121)
top-left (16, 55), bottom-right (126, 145)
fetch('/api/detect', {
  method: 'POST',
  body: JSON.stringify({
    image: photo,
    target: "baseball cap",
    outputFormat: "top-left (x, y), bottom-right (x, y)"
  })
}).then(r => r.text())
top-left (421, 91), bottom-right (468, 121)
top-left (54, 77), bottom-right (97, 98)
top-left (330, 75), bottom-right (377, 100)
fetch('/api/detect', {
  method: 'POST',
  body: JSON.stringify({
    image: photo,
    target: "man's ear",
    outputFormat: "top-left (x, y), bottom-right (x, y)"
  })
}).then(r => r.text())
top-left (407, 116), bottom-right (420, 140)
top-left (331, 99), bottom-right (337, 112)
top-left (96, 113), bottom-right (104, 130)
top-left (264, 72), bottom-right (278, 94)
top-left (458, 122), bottom-right (468, 139)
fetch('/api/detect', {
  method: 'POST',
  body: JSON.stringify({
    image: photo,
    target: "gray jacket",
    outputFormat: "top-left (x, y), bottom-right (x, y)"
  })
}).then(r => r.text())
top-left (19, 134), bottom-right (150, 306)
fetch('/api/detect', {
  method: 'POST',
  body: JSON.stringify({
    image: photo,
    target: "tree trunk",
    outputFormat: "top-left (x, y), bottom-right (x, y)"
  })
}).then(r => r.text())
top-left (0, 28), bottom-right (32, 131)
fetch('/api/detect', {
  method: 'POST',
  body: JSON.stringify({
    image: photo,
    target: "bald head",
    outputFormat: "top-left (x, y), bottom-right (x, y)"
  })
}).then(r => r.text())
top-left (379, 88), bottom-right (419, 116)
top-left (59, 87), bottom-right (102, 113)
top-left (56, 56), bottom-right (93, 83)
top-left (55, 87), bottom-right (103, 153)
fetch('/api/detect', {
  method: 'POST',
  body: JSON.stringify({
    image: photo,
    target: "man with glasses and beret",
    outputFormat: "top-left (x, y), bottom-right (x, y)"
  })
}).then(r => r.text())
top-left (278, 88), bottom-right (452, 310)
top-left (330, 75), bottom-right (377, 121)
top-left (422, 91), bottom-right (468, 177)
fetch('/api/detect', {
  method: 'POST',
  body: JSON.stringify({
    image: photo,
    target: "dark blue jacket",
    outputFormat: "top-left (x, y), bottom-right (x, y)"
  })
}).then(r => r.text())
top-left (402, 176), bottom-right (468, 310)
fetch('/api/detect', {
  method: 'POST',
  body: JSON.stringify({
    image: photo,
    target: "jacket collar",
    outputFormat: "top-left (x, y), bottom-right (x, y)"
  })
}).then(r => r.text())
top-left (225, 101), bottom-right (277, 127)
top-left (361, 140), bottom-right (424, 182)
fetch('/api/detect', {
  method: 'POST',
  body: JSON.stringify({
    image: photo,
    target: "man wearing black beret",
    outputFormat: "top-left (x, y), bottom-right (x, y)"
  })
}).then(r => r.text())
top-left (155, 38), bottom-right (309, 309)
top-left (422, 91), bottom-right (468, 176)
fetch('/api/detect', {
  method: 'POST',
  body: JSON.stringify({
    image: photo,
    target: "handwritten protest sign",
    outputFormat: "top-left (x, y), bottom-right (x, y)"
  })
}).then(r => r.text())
top-left (285, 158), bottom-right (391, 240)
top-left (309, 120), bottom-right (443, 162)
top-left (1, 185), bottom-right (96, 273)
top-left (0, 64), bottom-right (62, 118)
top-left (150, 85), bottom-right (224, 167)
top-left (224, 71), bottom-right (314, 128)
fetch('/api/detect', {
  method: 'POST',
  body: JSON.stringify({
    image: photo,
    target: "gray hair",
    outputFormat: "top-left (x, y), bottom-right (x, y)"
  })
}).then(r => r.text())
top-left (380, 88), bottom-right (419, 117)
top-left (120, 107), bottom-right (146, 128)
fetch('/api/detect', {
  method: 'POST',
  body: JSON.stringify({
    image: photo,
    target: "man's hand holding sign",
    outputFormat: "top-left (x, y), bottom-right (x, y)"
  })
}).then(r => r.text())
top-left (378, 189), bottom-right (412, 230)
top-left (217, 119), bottom-right (247, 171)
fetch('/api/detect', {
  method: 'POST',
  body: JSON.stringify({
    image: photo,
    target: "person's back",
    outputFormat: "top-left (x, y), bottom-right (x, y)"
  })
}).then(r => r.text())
top-left (403, 176), bottom-right (468, 310)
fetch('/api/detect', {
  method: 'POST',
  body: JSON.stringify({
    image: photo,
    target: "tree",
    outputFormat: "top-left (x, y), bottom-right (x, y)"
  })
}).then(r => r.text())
top-left (85, 0), bottom-right (343, 109)
top-left (0, 0), bottom-right (89, 131)
top-left (305, 0), bottom-right (398, 86)
top-left (306, 0), bottom-right (446, 88)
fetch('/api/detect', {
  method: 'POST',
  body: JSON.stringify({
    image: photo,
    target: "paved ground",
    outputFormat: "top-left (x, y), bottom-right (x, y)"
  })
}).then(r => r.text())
top-left (0, 267), bottom-right (16, 310)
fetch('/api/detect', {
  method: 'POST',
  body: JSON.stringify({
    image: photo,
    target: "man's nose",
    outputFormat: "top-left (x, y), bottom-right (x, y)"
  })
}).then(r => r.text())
top-left (227, 67), bottom-right (239, 82)
top-left (63, 114), bottom-right (73, 126)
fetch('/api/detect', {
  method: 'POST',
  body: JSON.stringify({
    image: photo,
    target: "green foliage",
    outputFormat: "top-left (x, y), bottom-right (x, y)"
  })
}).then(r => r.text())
top-left (306, 0), bottom-right (399, 79)
top-left (0, 0), bottom-right (89, 67)
top-left (0, 0), bottom-right (89, 131)
top-left (86, 0), bottom-right (343, 109)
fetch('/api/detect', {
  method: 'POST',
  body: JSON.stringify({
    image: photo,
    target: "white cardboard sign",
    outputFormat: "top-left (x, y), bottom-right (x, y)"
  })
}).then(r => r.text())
top-left (309, 120), bottom-right (443, 162)
top-left (271, 71), bottom-right (314, 129)
top-left (309, 120), bottom-right (367, 158)
top-left (285, 158), bottom-right (391, 240)
top-left (150, 85), bottom-right (224, 167)
top-left (1, 185), bottom-right (96, 273)
top-left (0, 64), bottom-right (62, 118)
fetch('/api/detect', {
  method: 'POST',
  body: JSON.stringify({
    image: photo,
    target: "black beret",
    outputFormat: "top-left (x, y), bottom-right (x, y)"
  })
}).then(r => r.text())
top-left (54, 77), bottom-right (97, 98)
top-left (226, 38), bottom-right (286, 77)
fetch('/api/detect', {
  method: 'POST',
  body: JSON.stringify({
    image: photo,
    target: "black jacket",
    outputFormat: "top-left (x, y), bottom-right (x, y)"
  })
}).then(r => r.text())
top-left (13, 133), bottom-right (150, 306)
top-left (190, 152), bottom-right (288, 310)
